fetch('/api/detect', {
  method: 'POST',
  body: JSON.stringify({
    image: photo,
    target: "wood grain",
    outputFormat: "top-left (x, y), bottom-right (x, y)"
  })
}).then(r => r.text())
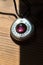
top-left (0, 0), bottom-right (20, 65)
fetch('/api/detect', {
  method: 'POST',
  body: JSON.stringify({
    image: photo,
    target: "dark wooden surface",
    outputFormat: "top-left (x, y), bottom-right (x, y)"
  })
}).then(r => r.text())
top-left (19, 0), bottom-right (43, 65)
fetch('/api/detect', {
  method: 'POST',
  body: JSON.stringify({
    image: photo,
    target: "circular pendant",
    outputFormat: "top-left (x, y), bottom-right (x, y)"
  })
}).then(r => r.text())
top-left (10, 18), bottom-right (34, 41)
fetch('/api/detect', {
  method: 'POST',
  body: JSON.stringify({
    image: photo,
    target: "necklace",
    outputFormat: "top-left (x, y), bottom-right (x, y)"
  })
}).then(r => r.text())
top-left (0, 0), bottom-right (34, 44)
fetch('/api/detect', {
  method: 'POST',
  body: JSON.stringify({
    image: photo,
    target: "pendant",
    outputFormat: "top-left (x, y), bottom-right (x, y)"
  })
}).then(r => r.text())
top-left (10, 18), bottom-right (34, 42)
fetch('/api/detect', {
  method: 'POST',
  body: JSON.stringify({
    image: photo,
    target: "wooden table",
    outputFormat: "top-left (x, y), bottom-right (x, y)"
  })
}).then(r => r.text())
top-left (0, 0), bottom-right (43, 65)
top-left (0, 0), bottom-right (20, 65)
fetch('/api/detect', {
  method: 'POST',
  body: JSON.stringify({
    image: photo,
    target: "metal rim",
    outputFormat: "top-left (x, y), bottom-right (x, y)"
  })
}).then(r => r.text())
top-left (10, 18), bottom-right (34, 41)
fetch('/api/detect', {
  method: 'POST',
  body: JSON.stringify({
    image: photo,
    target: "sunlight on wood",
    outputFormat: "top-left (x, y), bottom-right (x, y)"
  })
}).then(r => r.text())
top-left (0, 0), bottom-right (20, 65)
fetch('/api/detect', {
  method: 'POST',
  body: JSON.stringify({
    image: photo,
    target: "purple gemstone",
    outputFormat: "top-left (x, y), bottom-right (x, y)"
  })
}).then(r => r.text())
top-left (16, 23), bottom-right (27, 33)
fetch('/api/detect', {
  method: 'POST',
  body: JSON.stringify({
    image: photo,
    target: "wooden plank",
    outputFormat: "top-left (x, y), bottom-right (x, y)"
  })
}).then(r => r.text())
top-left (0, 0), bottom-right (20, 65)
